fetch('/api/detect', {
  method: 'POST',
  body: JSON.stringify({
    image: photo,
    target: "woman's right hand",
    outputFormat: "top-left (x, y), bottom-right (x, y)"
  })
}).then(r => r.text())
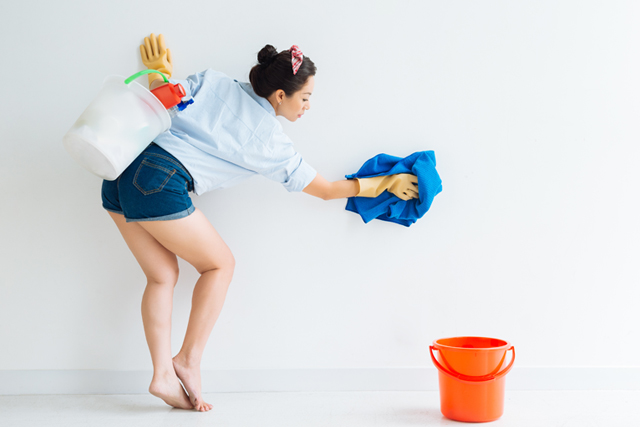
top-left (356, 174), bottom-right (419, 201)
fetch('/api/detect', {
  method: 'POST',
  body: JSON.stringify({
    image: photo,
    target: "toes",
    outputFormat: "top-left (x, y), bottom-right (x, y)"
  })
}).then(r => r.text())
top-left (195, 401), bottom-right (212, 412)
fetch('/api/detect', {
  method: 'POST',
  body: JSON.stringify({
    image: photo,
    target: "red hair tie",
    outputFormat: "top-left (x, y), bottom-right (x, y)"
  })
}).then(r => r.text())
top-left (290, 45), bottom-right (304, 75)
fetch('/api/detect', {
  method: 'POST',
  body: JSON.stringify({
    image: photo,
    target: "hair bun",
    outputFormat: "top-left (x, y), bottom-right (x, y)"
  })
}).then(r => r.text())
top-left (257, 44), bottom-right (278, 66)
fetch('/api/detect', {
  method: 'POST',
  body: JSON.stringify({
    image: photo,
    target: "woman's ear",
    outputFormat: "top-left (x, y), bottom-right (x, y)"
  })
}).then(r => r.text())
top-left (276, 89), bottom-right (286, 104)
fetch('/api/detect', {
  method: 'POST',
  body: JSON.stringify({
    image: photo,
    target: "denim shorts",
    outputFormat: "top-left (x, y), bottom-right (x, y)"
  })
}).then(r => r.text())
top-left (102, 143), bottom-right (195, 222)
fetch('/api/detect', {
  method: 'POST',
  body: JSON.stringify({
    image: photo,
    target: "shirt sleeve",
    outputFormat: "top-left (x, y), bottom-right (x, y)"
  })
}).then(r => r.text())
top-left (237, 125), bottom-right (316, 192)
top-left (258, 129), bottom-right (317, 192)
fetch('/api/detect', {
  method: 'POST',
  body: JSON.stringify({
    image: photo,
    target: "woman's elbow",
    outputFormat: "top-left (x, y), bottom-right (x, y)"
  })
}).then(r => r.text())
top-left (303, 176), bottom-right (335, 201)
top-left (312, 188), bottom-right (332, 201)
top-left (321, 182), bottom-right (341, 201)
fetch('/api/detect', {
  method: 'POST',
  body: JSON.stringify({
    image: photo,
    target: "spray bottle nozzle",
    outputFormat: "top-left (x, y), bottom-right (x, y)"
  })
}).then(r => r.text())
top-left (167, 98), bottom-right (194, 117)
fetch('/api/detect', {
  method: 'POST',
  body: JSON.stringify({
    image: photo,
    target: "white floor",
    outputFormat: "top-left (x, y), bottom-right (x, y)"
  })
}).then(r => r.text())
top-left (1, 391), bottom-right (639, 427)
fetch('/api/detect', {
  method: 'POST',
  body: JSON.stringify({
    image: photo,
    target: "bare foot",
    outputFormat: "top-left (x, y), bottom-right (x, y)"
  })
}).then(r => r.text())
top-left (173, 354), bottom-right (213, 412)
top-left (149, 371), bottom-right (194, 410)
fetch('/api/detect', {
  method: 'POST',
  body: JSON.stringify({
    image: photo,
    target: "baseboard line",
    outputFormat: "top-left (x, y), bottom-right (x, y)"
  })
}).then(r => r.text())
top-left (1, 367), bottom-right (638, 395)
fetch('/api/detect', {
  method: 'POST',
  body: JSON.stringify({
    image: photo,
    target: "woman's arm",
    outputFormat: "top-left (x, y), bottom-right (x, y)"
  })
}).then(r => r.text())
top-left (303, 174), bottom-right (359, 200)
top-left (303, 173), bottom-right (420, 201)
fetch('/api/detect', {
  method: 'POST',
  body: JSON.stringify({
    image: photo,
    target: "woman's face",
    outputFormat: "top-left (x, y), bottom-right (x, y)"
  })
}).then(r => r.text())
top-left (274, 76), bottom-right (315, 122)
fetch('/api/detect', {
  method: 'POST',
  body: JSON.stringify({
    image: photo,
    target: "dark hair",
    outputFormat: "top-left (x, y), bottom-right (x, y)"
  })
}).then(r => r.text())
top-left (249, 44), bottom-right (317, 98)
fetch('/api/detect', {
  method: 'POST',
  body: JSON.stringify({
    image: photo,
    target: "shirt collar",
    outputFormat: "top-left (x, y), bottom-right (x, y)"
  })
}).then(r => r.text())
top-left (236, 80), bottom-right (276, 117)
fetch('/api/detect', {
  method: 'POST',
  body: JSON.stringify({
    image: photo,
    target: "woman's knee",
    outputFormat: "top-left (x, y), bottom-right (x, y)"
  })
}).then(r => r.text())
top-left (145, 263), bottom-right (180, 286)
top-left (226, 253), bottom-right (236, 277)
top-left (217, 251), bottom-right (236, 277)
top-left (199, 251), bottom-right (235, 278)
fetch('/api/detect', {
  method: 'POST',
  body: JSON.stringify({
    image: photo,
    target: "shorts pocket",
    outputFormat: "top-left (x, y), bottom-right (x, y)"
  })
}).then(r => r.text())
top-left (133, 158), bottom-right (176, 195)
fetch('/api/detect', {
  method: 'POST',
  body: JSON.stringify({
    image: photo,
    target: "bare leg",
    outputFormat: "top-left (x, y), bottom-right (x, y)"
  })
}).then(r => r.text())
top-left (170, 266), bottom-right (232, 412)
top-left (138, 208), bottom-right (235, 412)
top-left (108, 212), bottom-right (192, 410)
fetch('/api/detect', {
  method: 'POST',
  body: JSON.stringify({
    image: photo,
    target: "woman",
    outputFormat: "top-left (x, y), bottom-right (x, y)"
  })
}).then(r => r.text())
top-left (102, 34), bottom-right (418, 412)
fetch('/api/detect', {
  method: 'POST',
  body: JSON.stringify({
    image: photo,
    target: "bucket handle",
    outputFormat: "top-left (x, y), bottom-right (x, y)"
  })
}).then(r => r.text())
top-left (124, 70), bottom-right (169, 85)
top-left (430, 345), bottom-right (515, 384)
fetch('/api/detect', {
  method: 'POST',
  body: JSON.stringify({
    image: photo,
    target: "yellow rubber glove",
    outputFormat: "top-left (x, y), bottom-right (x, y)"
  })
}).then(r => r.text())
top-left (139, 33), bottom-right (173, 86)
top-left (356, 174), bottom-right (419, 201)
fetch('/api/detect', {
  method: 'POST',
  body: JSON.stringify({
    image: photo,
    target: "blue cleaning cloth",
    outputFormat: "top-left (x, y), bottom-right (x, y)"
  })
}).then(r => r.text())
top-left (345, 151), bottom-right (442, 227)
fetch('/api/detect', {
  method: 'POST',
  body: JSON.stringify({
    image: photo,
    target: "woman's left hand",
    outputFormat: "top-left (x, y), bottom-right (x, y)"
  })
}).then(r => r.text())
top-left (140, 33), bottom-right (173, 85)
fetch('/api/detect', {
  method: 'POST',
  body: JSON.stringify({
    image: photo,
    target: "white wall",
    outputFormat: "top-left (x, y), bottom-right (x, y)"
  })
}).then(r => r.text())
top-left (1, 0), bottom-right (639, 388)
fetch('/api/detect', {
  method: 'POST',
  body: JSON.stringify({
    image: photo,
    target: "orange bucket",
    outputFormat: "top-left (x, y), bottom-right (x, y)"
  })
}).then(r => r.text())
top-left (430, 337), bottom-right (515, 423)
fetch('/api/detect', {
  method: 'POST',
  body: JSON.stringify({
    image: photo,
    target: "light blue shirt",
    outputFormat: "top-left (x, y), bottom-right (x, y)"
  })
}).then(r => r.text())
top-left (154, 69), bottom-right (317, 195)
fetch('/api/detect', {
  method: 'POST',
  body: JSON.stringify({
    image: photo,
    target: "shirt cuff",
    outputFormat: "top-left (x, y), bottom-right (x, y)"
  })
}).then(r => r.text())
top-left (283, 159), bottom-right (317, 192)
